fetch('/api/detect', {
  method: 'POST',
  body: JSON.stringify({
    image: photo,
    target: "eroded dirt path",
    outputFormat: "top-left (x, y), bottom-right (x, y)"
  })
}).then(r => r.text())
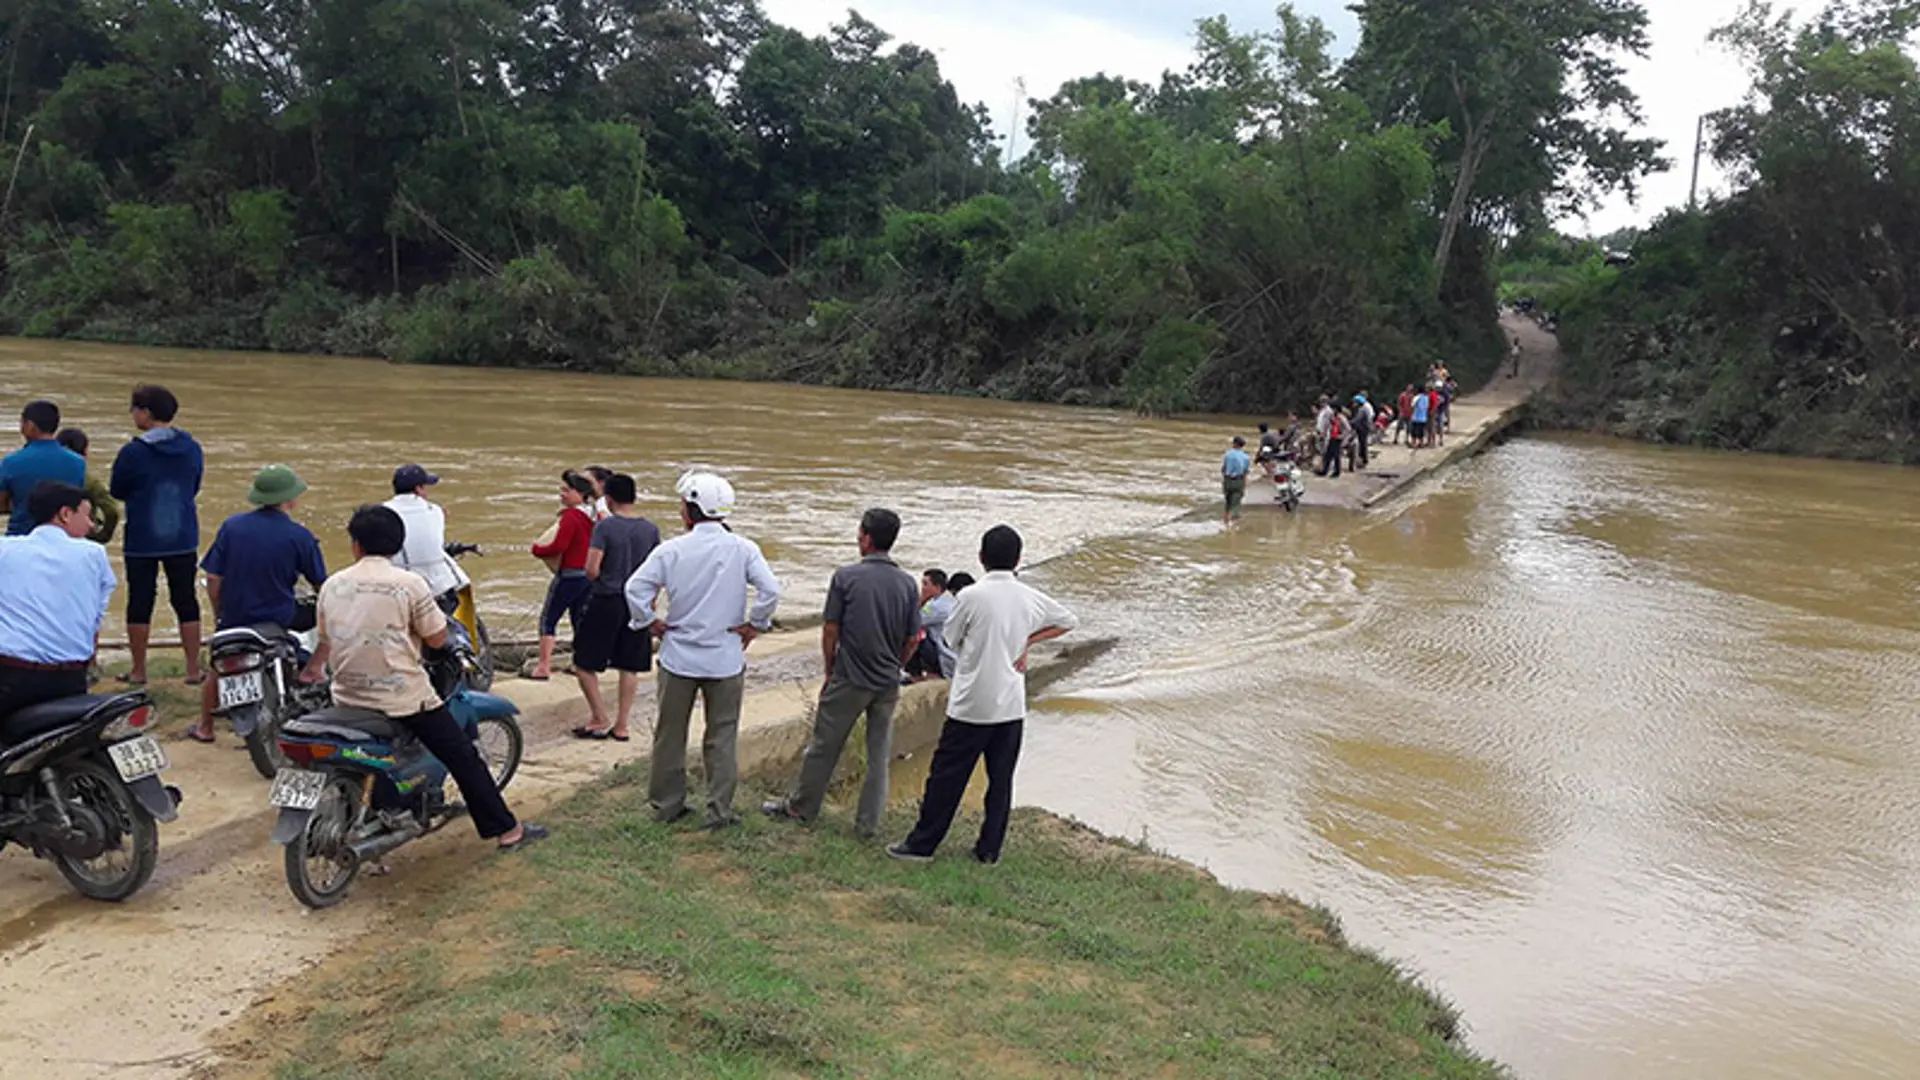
top-left (0, 636), bottom-right (821, 1080)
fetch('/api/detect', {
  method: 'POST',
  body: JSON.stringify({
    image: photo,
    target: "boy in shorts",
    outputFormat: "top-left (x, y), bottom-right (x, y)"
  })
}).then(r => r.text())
top-left (572, 474), bottom-right (661, 740)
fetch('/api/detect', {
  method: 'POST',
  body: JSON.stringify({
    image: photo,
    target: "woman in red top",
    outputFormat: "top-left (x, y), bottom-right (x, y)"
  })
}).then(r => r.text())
top-left (529, 471), bottom-right (597, 680)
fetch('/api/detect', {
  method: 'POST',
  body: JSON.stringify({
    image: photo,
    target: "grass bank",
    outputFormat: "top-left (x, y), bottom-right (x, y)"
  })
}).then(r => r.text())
top-left (213, 769), bottom-right (1500, 1080)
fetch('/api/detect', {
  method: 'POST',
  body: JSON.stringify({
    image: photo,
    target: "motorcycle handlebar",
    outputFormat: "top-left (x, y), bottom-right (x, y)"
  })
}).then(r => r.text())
top-left (444, 542), bottom-right (483, 558)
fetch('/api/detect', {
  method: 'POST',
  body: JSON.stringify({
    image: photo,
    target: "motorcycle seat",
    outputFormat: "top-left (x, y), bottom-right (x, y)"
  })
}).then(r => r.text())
top-left (283, 707), bottom-right (400, 742)
top-left (211, 623), bottom-right (293, 648)
top-left (0, 694), bottom-right (129, 743)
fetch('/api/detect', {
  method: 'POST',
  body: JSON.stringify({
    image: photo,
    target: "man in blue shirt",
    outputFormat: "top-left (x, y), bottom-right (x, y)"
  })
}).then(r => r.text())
top-left (0, 401), bottom-right (86, 536)
top-left (191, 464), bottom-right (327, 743)
top-left (0, 483), bottom-right (116, 719)
top-left (624, 470), bottom-right (782, 828)
top-left (1221, 436), bottom-right (1252, 527)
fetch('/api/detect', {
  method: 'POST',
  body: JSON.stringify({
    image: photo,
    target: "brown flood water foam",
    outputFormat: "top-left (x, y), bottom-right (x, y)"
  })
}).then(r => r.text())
top-left (4, 337), bottom-right (1920, 1078)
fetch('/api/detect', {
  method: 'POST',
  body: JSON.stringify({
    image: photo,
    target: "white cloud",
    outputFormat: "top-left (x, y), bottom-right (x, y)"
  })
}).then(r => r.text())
top-left (760, 0), bottom-right (1758, 236)
top-left (1576, 0), bottom-right (1754, 236)
top-left (761, 0), bottom-right (1194, 157)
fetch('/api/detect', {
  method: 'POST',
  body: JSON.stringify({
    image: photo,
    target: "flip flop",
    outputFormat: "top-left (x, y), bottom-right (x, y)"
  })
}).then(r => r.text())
top-left (571, 726), bottom-right (611, 741)
top-left (184, 675), bottom-right (206, 687)
top-left (185, 729), bottom-right (216, 744)
top-left (609, 732), bottom-right (631, 743)
top-left (524, 673), bottom-right (551, 682)
top-left (498, 823), bottom-right (550, 853)
top-left (118, 674), bottom-right (147, 686)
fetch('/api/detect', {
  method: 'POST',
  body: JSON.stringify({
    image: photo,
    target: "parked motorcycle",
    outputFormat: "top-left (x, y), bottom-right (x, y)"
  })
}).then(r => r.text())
top-left (1273, 453), bottom-right (1306, 512)
top-left (209, 598), bottom-right (328, 779)
top-left (268, 649), bottom-right (522, 909)
top-left (441, 543), bottom-right (495, 692)
top-left (0, 690), bottom-right (180, 901)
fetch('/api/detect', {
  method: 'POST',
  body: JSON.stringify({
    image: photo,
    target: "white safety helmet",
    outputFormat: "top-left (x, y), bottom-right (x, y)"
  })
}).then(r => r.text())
top-left (675, 470), bottom-right (736, 519)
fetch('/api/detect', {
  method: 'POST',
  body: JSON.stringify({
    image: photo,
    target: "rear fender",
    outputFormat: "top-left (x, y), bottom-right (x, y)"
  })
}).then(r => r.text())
top-left (229, 704), bottom-right (264, 738)
top-left (128, 775), bottom-right (181, 823)
top-left (272, 808), bottom-right (314, 846)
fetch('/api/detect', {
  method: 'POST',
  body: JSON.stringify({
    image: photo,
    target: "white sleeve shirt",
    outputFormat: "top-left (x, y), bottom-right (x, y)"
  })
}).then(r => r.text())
top-left (625, 521), bottom-right (782, 679)
top-left (945, 571), bottom-right (1078, 725)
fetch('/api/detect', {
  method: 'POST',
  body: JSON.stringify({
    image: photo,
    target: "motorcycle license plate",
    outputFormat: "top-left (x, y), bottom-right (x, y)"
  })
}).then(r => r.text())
top-left (268, 769), bottom-right (328, 811)
top-left (108, 736), bottom-right (169, 782)
top-left (218, 670), bottom-right (266, 710)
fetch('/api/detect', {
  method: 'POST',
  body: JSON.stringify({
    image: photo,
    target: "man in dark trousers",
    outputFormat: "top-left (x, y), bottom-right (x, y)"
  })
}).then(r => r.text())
top-left (765, 508), bottom-right (921, 838)
top-left (888, 525), bottom-right (1077, 865)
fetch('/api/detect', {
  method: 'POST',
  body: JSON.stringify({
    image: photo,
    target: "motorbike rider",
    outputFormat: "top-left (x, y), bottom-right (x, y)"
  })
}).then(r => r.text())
top-left (0, 482), bottom-right (115, 719)
top-left (193, 464), bottom-right (328, 743)
top-left (384, 464), bottom-right (469, 606)
top-left (1255, 423), bottom-right (1284, 479)
top-left (302, 505), bottom-right (547, 852)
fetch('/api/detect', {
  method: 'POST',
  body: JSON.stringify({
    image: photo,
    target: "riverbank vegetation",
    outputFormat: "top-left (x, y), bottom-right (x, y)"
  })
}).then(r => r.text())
top-left (1, 0), bottom-right (1658, 414)
top-left (1521, 0), bottom-right (1920, 464)
top-left (214, 779), bottom-right (1500, 1079)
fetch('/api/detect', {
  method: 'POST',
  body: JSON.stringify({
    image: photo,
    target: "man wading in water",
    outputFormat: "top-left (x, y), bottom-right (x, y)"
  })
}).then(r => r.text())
top-left (1221, 436), bottom-right (1251, 527)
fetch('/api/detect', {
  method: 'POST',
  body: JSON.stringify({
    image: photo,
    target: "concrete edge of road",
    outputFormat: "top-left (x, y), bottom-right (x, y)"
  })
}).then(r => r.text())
top-left (1357, 400), bottom-right (1533, 510)
top-left (496, 632), bottom-right (1120, 797)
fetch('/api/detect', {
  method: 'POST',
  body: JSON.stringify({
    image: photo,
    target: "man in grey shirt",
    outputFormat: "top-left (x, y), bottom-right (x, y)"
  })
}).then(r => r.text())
top-left (764, 508), bottom-right (921, 837)
top-left (573, 474), bottom-right (661, 740)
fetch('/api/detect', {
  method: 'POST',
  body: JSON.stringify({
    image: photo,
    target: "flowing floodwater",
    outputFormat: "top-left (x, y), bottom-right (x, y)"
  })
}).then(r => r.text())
top-left (4, 339), bottom-right (1919, 1077)
top-left (1020, 435), bottom-right (1920, 1079)
top-left (0, 338), bottom-right (1226, 636)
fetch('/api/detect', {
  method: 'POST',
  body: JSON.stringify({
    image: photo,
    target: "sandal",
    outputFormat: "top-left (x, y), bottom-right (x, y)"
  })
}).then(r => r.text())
top-left (185, 729), bottom-right (216, 744)
top-left (571, 726), bottom-right (611, 741)
top-left (609, 731), bottom-right (631, 743)
top-left (498, 823), bottom-right (550, 853)
top-left (184, 675), bottom-right (206, 687)
top-left (118, 674), bottom-right (148, 686)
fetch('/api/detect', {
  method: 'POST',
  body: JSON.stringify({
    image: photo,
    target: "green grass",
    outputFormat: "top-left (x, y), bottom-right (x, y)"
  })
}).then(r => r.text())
top-left (252, 772), bottom-right (1502, 1080)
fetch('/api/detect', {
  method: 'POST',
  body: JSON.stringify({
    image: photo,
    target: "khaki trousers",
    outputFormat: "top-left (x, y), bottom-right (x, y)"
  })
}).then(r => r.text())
top-left (650, 668), bottom-right (746, 826)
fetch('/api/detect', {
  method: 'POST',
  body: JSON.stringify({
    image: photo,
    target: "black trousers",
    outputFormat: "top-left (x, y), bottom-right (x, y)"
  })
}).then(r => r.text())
top-left (902, 718), bottom-right (1024, 862)
top-left (125, 552), bottom-right (201, 624)
top-left (1320, 439), bottom-right (1342, 478)
top-left (904, 636), bottom-right (943, 679)
top-left (1355, 426), bottom-right (1370, 468)
top-left (400, 705), bottom-right (517, 840)
top-left (0, 665), bottom-right (89, 721)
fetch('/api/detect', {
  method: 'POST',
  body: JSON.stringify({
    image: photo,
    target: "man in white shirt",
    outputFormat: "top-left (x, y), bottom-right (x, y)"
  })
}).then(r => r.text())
top-left (625, 471), bottom-right (782, 828)
top-left (0, 482), bottom-right (116, 719)
top-left (888, 525), bottom-right (1077, 865)
top-left (383, 464), bottom-right (468, 601)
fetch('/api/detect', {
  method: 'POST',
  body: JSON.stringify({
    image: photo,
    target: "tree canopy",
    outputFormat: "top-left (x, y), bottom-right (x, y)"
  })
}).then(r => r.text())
top-left (0, 1), bottom-right (1670, 415)
top-left (1537, 0), bottom-right (1920, 463)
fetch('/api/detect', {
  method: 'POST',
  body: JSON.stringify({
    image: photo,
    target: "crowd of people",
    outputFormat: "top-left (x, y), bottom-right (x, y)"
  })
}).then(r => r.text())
top-left (1215, 364), bottom-right (1466, 522)
top-left (0, 385), bottom-right (1081, 868)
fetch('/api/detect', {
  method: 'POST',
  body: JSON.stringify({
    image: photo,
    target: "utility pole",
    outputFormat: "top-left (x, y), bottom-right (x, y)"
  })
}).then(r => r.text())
top-left (1688, 113), bottom-right (1707, 211)
top-left (1007, 77), bottom-right (1027, 163)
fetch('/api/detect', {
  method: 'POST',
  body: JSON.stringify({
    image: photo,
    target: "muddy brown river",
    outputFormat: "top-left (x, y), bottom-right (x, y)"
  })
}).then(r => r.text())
top-left (4, 339), bottom-right (1919, 1078)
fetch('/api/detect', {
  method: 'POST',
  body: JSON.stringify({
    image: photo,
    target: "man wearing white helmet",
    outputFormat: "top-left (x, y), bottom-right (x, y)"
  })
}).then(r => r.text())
top-left (624, 470), bottom-right (782, 828)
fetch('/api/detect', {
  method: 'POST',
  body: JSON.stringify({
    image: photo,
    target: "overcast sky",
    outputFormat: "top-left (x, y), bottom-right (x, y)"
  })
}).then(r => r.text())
top-left (760, 0), bottom-right (1755, 236)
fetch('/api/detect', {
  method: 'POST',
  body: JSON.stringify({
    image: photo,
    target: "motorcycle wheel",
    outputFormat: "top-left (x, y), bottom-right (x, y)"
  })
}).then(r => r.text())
top-left (54, 759), bottom-right (159, 902)
top-left (285, 777), bottom-right (362, 909)
top-left (244, 709), bottom-right (286, 780)
top-left (473, 716), bottom-right (523, 790)
top-left (466, 617), bottom-right (496, 692)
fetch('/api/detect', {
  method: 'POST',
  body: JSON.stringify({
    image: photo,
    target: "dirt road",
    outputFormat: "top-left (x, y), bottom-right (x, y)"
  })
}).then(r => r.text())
top-left (1287, 313), bottom-right (1561, 510)
top-left (0, 635), bottom-right (822, 1080)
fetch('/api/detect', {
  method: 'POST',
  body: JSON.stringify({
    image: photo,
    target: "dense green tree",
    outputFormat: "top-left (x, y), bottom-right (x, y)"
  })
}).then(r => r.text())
top-left (1546, 0), bottom-right (1920, 462)
top-left (1347, 0), bottom-right (1668, 281)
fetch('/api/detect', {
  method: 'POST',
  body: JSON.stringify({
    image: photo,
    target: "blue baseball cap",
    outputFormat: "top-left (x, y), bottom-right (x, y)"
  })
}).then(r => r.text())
top-left (392, 464), bottom-right (440, 490)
